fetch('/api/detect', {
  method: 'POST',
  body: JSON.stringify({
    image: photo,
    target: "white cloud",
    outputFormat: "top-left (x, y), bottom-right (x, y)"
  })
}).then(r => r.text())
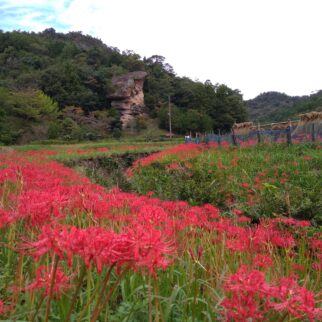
top-left (1, 0), bottom-right (322, 98)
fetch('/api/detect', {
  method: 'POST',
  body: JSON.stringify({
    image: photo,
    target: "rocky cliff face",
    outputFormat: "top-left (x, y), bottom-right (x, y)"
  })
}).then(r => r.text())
top-left (108, 71), bottom-right (147, 128)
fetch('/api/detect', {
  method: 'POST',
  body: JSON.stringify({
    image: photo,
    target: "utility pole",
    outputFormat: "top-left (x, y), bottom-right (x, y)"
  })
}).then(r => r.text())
top-left (168, 95), bottom-right (172, 139)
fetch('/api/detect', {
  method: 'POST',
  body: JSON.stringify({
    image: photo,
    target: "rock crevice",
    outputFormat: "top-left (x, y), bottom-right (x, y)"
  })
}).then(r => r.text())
top-left (108, 71), bottom-right (147, 128)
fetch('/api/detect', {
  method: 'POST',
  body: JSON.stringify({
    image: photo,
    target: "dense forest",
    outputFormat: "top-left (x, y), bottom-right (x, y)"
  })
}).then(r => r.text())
top-left (246, 91), bottom-right (322, 123)
top-left (0, 29), bottom-right (247, 144)
top-left (1, 29), bottom-right (321, 144)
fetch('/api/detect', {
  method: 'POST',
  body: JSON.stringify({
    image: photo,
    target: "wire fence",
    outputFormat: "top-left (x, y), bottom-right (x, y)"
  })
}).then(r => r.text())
top-left (185, 122), bottom-right (322, 146)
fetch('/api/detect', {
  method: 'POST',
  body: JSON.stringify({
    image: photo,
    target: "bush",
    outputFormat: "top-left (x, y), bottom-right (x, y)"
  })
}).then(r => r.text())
top-left (47, 121), bottom-right (63, 139)
top-left (130, 144), bottom-right (322, 223)
top-left (112, 128), bottom-right (122, 139)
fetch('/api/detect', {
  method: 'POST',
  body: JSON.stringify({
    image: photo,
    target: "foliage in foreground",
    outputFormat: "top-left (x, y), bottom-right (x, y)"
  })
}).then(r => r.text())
top-left (130, 143), bottom-right (322, 224)
top-left (0, 147), bottom-right (321, 321)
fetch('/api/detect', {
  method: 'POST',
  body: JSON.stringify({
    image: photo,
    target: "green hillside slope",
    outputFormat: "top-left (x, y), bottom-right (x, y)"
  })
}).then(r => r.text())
top-left (0, 29), bottom-right (247, 144)
top-left (247, 91), bottom-right (322, 123)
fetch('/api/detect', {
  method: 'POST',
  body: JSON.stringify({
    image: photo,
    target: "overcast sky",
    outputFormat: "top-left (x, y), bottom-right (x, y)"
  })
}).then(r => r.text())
top-left (1, 0), bottom-right (322, 99)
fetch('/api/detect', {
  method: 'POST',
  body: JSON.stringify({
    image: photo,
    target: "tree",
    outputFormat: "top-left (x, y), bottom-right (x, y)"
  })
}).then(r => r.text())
top-left (0, 30), bottom-right (249, 141)
top-left (210, 84), bottom-right (247, 132)
top-left (158, 106), bottom-right (213, 134)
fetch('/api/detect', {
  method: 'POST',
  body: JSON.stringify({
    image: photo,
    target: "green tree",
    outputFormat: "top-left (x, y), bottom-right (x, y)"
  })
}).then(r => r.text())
top-left (211, 84), bottom-right (247, 132)
top-left (158, 106), bottom-right (213, 134)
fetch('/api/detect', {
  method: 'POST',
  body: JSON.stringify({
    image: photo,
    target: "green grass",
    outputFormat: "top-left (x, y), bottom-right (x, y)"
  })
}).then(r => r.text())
top-left (0, 142), bottom-right (321, 321)
top-left (130, 143), bottom-right (322, 224)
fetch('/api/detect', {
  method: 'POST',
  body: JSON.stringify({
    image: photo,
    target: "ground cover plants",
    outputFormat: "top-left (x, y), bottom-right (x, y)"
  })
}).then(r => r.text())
top-left (0, 142), bottom-right (321, 321)
top-left (130, 143), bottom-right (322, 225)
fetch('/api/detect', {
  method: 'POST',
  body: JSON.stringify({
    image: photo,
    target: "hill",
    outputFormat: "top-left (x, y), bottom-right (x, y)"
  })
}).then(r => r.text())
top-left (246, 91), bottom-right (322, 123)
top-left (0, 29), bottom-right (247, 144)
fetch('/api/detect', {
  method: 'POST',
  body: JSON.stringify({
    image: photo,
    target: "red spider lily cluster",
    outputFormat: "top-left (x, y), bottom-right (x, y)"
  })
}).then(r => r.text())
top-left (127, 143), bottom-right (204, 176)
top-left (25, 224), bottom-right (175, 274)
top-left (24, 265), bottom-right (69, 298)
top-left (222, 266), bottom-right (322, 321)
top-left (0, 148), bottom-right (321, 320)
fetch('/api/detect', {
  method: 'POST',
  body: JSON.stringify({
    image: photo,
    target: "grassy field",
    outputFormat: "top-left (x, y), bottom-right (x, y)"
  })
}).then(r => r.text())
top-left (130, 143), bottom-right (322, 225)
top-left (0, 141), bottom-right (321, 321)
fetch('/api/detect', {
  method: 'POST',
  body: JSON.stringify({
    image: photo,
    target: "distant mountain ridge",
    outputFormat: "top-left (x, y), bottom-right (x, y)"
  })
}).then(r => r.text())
top-left (246, 91), bottom-right (322, 123)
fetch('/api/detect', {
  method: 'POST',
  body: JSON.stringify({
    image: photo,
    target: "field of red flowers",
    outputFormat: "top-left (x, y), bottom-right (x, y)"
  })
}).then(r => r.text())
top-left (0, 143), bottom-right (321, 321)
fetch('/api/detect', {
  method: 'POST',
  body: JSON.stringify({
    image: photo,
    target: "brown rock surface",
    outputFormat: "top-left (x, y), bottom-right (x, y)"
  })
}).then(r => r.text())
top-left (108, 71), bottom-right (147, 128)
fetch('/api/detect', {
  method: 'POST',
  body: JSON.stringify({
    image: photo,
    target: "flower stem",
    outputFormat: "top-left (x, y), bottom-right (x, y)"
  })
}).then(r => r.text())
top-left (65, 264), bottom-right (86, 322)
top-left (148, 274), bottom-right (153, 322)
top-left (89, 263), bottom-right (116, 322)
top-left (44, 255), bottom-right (59, 322)
top-left (90, 265), bottom-right (129, 322)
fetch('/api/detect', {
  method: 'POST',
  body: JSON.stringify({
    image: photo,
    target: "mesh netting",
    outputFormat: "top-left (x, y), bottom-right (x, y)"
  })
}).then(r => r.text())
top-left (205, 134), bottom-right (221, 144)
top-left (187, 121), bottom-right (322, 146)
top-left (206, 134), bottom-right (233, 147)
top-left (235, 131), bottom-right (258, 146)
top-left (291, 122), bottom-right (322, 143)
top-left (260, 129), bottom-right (288, 144)
top-left (317, 123), bottom-right (322, 142)
top-left (220, 133), bottom-right (234, 146)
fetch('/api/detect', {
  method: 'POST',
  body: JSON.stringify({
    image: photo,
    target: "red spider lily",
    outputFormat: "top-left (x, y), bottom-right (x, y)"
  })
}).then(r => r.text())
top-left (0, 166), bottom-right (18, 184)
top-left (273, 217), bottom-right (310, 228)
top-left (206, 142), bottom-right (219, 149)
top-left (1, 149), bottom-right (321, 320)
top-left (25, 265), bottom-right (69, 298)
top-left (137, 205), bottom-right (169, 226)
top-left (310, 237), bottom-right (322, 252)
top-left (236, 215), bottom-right (251, 224)
top-left (222, 265), bottom-right (271, 321)
top-left (292, 263), bottom-right (305, 272)
top-left (311, 261), bottom-right (322, 271)
top-left (253, 176), bottom-right (262, 184)
top-left (0, 208), bottom-right (12, 229)
top-left (167, 162), bottom-right (180, 170)
top-left (226, 238), bottom-right (250, 252)
top-left (223, 266), bottom-right (322, 321)
top-left (232, 209), bottom-right (243, 216)
top-left (16, 189), bottom-right (67, 225)
top-left (25, 223), bottom-right (176, 274)
top-left (23, 224), bottom-right (67, 259)
top-left (257, 170), bottom-right (268, 177)
top-left (127, 144), bottom-right (203, 175)
top-left (126, 224), bottom-right (176, 274)
top-left (230, 158), bottom-right (238, 167)
top-left (247, 198), bottom-right (257, 205)
top-left (252, 254), bottom-right (273, 269)
top-left (203, 204), bottom-right (220, 220)
top-left (225, 193), bottom-right (235, 206)
top-left (269, 275), bottom-right (322, 321)
top-left (217, 161), bottom-right (227, 169)
top-left (270, 233), bottom-right (295, 249)
top-left (240, 183), bottom-right (251, 188)
top-left (251, 222), bottom-right (296, 251)
top-left (24, 225), bottom-right (130, 271)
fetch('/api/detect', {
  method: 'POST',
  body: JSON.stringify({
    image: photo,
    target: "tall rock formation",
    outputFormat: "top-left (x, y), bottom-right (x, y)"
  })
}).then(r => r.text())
top-left (108, 71), bottom-right (147, 128)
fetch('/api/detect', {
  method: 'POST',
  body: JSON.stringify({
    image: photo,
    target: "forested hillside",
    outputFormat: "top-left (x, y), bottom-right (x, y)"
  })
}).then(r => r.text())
top-left (247, 91), bottom-right (322, 123)
top-left (0, 29), bottom-right (247, 144)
